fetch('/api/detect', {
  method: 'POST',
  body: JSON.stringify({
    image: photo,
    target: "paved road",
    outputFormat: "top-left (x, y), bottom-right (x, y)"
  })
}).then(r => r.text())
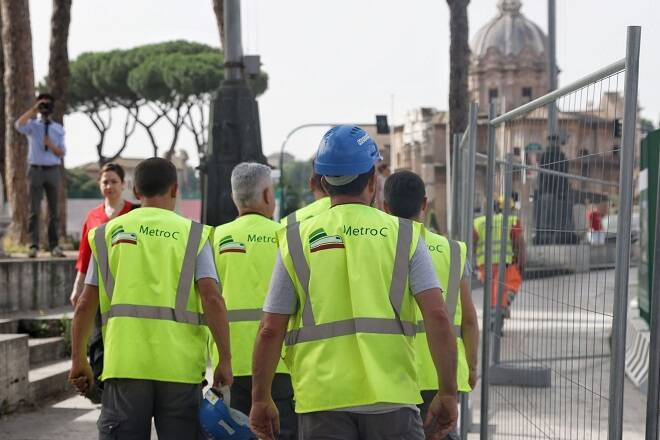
top-left (465, 267), bottom-right (647, 439)
top-left (0, 269), bottom-right (650, 439)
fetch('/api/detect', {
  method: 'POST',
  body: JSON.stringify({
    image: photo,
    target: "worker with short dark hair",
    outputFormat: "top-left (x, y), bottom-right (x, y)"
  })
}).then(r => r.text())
top-left (69, 157), bottom-right (233, 440)
top-left (384, 170), bottom-right (480, 437)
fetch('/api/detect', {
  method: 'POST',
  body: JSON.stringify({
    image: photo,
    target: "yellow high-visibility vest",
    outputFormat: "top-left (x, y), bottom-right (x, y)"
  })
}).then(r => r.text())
top-left (279, 204), bottom-right (422, 413)
top-left (474, 213), bottom-right (515, 267)
top-left (89, 207), bottom-right (211, 383)
top-left (280, 197), bottom-right (331, 226)
top-left (209, 214), bottom-right (288, 376)
top-left (415, 231), bottom-right (470, 392)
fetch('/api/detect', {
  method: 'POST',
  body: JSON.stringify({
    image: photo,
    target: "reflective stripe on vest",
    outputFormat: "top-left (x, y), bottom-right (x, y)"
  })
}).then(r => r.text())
top-left (286, 220), bottom-right (315, 327)
top-left (97, 221), bottom-right (205, 326)
top-left (227, 308), bottom-right (263, 322)
top-left (94, 227), bottom-right (115, 301)
top-left (286, 212), bottom-right (297, 225)
top-left (416, 238), bottom-right (462, 337)
top-left (284, 217), bottom-right (414, 345)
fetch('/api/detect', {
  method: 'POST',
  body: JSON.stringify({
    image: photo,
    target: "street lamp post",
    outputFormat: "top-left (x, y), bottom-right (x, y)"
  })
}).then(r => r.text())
top-left (203, 0), bottom-right (266, 226)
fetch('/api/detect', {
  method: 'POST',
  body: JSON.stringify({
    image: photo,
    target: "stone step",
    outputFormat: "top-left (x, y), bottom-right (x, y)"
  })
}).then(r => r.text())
top-left (17, 311), bottom-right (73, 338)
top-left (0, 334), bottom-right (29, 414)
top-left (28, 359), bottom-right (72, 402)
top-left (0, 318), bottom-right (18, 333)
top-left (28, 337), bottom-right (66, 366)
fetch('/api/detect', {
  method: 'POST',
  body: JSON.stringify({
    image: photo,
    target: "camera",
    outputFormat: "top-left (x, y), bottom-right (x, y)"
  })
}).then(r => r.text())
top-left (38, 100), bottom-right (54, 115)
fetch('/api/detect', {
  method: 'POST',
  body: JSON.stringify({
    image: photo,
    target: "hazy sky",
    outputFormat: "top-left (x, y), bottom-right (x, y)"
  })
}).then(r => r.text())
top-left (27, 0), bottom-right (660, 168)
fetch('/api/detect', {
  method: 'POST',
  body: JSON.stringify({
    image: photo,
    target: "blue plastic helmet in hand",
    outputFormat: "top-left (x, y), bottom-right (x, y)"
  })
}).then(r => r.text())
top-left (199, 388), bottom-right (254, 440)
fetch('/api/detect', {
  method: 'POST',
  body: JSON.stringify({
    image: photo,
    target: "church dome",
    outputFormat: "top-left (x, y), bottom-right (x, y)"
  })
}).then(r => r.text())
top-left (471, 0), bottom-right (547, 59)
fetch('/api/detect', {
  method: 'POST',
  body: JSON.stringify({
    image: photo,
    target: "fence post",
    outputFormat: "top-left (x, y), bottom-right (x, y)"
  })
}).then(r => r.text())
top-left (452, 133), bottom-right (462, 238)
top-left (645, 137), bottom-right (660, 440)
top-left (492, 153), bottom-right (513, 365)
top-left (607, 25), bottom-right (641, 440)
top-left (459, 101), bottom-right (478, 439)
top-left (465, 102), bottom-right (478, 250)
top-left (480, 102), bottom-right (497, 440)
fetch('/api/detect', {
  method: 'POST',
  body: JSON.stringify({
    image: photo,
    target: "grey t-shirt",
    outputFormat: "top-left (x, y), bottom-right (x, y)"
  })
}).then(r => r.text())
top-left (262, 237), bottom-right (440, 415)
top-left (85, 240), bottom-right (218, 286)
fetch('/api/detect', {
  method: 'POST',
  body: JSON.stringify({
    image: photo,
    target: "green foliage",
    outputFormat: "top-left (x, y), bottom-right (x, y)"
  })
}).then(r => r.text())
top-left (68, 40), bottom-right (267, 111)
top-left (66, 168), bottom-right (100, 198)
top-left (60, 317), bottom-right (72, 356)
top-left (64, 40), bottom-right (269, 161)
top-left (181, 166), bottom-right (202, 199)
top-left (281, 160), bottom-right (314, 217)
top-left (641, 118), bottom-right (656, 137)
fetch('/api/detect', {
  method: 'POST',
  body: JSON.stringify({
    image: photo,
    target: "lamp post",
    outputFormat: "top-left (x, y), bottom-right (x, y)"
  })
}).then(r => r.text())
top-left (203, 0), bottom-right (266, 226)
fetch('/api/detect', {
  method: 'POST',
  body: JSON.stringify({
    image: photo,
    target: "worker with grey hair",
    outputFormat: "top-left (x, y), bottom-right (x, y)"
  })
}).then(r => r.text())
top-left (210, 162), bottom-right (298, 439)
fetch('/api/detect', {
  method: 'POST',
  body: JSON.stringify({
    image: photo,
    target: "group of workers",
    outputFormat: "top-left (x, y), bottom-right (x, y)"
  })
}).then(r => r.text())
top-left (69, 125), bottom-right (490, 440)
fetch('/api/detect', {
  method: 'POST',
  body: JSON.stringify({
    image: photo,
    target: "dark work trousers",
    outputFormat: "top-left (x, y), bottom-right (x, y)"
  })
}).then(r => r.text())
top-left (230, 373), bottom-right (298, 440)
top-left (418, 390), bottom-right (460, 440)
top-left (28, 165), bottom-right (60, 249)
top-left (98, 379), bottom-right (204, 440)
top-left (298, 408), bottom-right (424, 440)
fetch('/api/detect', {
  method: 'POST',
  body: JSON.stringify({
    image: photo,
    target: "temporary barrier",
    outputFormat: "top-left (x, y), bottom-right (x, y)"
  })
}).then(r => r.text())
top-left (452, 26), bottom-right (641, 440)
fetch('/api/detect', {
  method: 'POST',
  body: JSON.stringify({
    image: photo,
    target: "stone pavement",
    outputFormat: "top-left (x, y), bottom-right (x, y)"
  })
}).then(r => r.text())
top-left (0, 268), bottom-right (652, 439)
top-left (464, 267), bottom-right (648, 439)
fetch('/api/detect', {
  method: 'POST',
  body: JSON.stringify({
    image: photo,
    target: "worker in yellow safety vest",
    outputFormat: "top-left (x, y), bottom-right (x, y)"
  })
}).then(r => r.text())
top-left (210, 162), bottom-right (297, 439)
top-left (280, 164), bottom-right (330, 226)
top-left (383, 170), bottom-right (480, 436)
top-left (69, 158), bottom-right (233, 440)
top-left (473, 196), bottom-right (525, 311)
top-left (249, 125), bottom-right (458, 440)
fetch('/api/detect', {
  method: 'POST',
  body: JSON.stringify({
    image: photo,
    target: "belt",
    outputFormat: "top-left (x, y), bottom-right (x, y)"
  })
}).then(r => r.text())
top-left (30, 164), bottom-right (59, 169)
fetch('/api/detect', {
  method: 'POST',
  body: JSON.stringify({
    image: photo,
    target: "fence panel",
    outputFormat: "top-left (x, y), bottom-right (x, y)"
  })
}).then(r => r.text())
top-left (475, 26), bottom-right (640, 440)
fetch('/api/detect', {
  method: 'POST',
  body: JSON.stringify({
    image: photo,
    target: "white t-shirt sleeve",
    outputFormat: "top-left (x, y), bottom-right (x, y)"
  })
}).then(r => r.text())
top-left (262, 252), bottom-right (298, 315)
top-left (409, 237), bottom-right (442, 294)
top-left (85, 255), bottom-right (99, 286)
top-left (195, 240), bottom-right (219, 284)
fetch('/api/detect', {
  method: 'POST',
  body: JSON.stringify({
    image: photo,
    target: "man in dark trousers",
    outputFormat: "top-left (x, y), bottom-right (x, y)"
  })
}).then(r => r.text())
top-left (15, 93), bottom-right (66, 257)
top-left (69, 158), bottom-right (233, 439)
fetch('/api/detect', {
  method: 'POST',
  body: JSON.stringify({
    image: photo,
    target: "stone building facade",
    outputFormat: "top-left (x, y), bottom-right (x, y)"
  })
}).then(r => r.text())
top-left (389, 0), bottom-right (629, 233)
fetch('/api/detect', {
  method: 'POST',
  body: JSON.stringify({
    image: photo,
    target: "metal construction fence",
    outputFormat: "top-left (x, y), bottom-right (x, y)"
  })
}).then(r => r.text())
top-left (451, 26), bottom-right (641, 439)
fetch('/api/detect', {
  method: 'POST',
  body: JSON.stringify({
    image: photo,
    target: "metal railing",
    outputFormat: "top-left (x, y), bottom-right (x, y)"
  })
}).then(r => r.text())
top-left (452, 26), bottom-right (641, 440)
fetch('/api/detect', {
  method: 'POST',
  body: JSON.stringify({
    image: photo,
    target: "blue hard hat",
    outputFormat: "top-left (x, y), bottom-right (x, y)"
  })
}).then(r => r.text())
top-left (199, 388), bottom-right (254, 440)
top-left (314, 125), bottom-right (382, 177)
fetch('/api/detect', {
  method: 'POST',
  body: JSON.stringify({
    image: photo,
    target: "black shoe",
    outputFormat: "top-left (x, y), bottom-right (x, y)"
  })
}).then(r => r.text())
top-left (28, 246), bottom-right (38, 258)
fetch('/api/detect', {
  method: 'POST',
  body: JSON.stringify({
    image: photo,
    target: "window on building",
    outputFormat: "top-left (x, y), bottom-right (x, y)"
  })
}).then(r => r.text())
top-left (513, 147), bottom-right (522, 157)
top-left (522, 87), bottom-right (533, 102)
top-left (489, 88), bottom-right (499, 102)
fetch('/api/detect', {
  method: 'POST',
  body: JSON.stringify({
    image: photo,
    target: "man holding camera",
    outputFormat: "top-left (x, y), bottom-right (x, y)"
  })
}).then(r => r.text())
top-left (15, 93), bottom-right (66, 258)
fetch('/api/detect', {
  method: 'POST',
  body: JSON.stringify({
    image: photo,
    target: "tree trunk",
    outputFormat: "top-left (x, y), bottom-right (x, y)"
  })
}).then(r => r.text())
top-left (0, 7), bottom-right (5, 203)
top-left (47, 0), bottom-right (71, 240)
top-left (1, 0), bottom-right (34, 245)
top-left (212, 0), bottom-right (225, 48)
top-left (447, 0), bottom-right (470, 137)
